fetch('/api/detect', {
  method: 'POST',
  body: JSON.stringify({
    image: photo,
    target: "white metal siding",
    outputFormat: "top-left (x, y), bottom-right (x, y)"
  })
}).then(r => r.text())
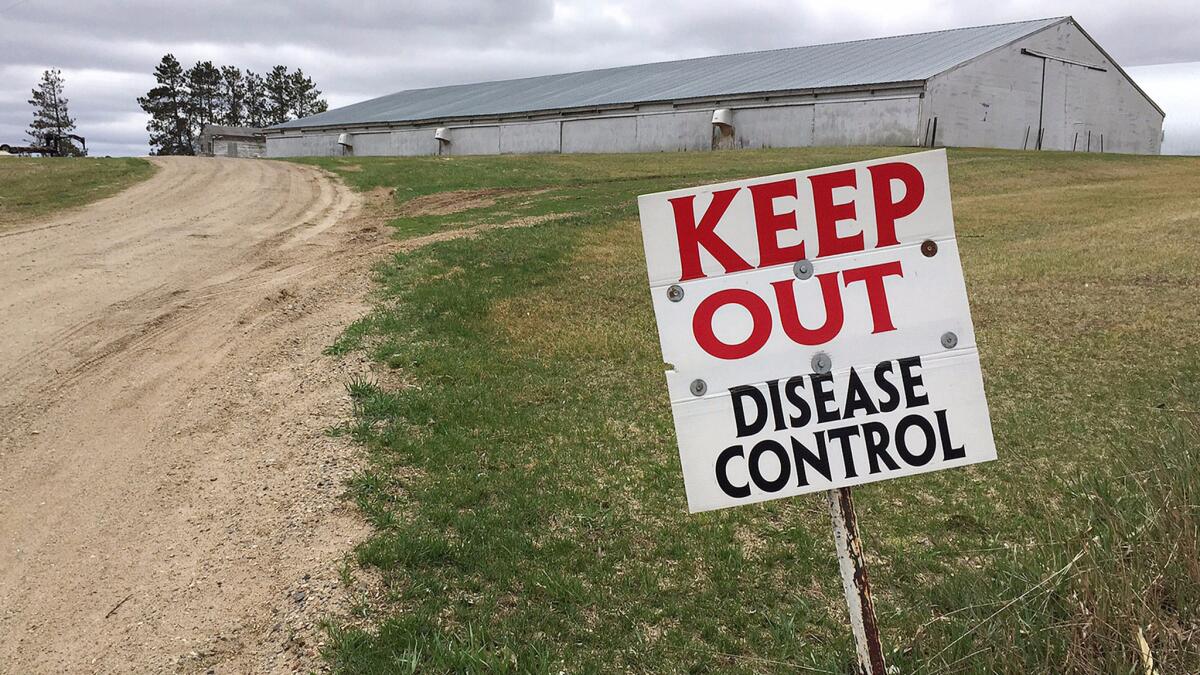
top-left (733, 106), bottom-right (815, 149)
top-left (499, 122), bottom-right (560, 154)
top-left (267, 90), bottom-right (926, 158)
top-left (449, 126), bottom-right (501, 156)
top-left (814, 98), bottom-right (922, 146)
top-left (561, 117), bottom-right (640, 154)
top-left (925, 20), bottom-right (1162, 153)
top-left (635, 111), bottom-right (712, 152)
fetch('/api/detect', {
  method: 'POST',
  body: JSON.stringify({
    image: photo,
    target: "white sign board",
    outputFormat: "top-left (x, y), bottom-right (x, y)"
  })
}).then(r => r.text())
top-left (637, 150), bottom-right (996, 512)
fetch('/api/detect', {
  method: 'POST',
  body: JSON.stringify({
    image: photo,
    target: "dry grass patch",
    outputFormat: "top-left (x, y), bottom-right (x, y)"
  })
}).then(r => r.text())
top-left (0, 157), bottom-right (154, 228)
top-left (397, 188), bottom-right (546, 216)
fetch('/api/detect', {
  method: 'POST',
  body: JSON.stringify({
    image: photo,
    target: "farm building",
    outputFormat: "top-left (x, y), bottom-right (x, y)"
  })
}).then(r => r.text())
top-left (265, 16), bottom-right (1163, 157)
top-left (199, 125), bottom-right (266, 158)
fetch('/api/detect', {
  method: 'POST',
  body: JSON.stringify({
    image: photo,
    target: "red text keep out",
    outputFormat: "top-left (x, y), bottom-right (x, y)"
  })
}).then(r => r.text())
top-left (668, 161), bottom-right (925, 360)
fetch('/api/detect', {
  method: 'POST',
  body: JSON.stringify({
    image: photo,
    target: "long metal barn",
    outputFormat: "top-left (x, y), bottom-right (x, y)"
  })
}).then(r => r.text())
top-left (265, 17), bottom-right (1164, 157)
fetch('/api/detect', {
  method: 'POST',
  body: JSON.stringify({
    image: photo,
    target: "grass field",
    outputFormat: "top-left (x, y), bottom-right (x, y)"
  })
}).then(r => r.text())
top-left (0, 157), bottom-right (155, 228)
top-left (296, 148), bottom-right (1200, 673)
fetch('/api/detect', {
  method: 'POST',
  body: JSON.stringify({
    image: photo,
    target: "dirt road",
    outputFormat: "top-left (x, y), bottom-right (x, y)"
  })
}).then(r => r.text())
top-left (0, 157), bottom-right (380, 672)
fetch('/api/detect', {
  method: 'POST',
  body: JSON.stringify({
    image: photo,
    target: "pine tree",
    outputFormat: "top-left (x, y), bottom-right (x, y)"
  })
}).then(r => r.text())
top-left (187, 60), bottom-right (222, 133)
top-left (288, 69), bottom-right (328, 119)
top-left (264, 65), bottom-right (293, 126)
top-left (244, 71), bottom-right (268, 128)
top-left (140, 57), bottom-right (327, 141)
top-left (28, 69), bottom-right (83, 156)
top-left (219, 66), bottom-right (246, 126)
top-left (138, 54), bottom-right (194, 155)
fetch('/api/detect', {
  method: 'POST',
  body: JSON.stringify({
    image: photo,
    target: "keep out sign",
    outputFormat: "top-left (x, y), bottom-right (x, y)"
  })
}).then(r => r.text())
top-left (637, 150), bottom-right (996, 512)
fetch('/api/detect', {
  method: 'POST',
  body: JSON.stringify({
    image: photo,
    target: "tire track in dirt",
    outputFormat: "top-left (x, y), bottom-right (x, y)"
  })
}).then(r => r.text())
top-left (0, 157), bottom-right (383, 673)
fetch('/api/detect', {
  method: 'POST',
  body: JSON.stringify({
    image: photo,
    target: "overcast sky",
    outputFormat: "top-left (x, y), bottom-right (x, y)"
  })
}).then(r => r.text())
top-left (2, 0), bottom-right (1198, 156)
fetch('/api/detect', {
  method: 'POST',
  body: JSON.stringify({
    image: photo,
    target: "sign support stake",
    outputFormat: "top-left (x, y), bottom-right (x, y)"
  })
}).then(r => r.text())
top-left (827, 487), bottom-right (886, 675)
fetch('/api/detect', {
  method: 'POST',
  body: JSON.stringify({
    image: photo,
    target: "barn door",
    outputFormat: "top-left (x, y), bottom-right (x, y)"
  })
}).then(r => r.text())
top-left (1039, 59), bottom-right (1068, 150)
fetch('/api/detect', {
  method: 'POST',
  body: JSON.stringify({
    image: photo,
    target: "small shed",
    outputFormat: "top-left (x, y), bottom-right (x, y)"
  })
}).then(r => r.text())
top-left (199, 125), bottom-right (265, 158)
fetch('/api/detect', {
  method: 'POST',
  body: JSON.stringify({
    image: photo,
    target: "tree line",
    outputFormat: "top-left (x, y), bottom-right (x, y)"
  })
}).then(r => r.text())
top-left (138, 54), bottom-right (328, 155)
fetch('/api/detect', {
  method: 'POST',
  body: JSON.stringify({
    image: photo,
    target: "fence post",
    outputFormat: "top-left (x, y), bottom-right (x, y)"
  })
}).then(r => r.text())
top-left (827, 487), bottom-right (887, 674)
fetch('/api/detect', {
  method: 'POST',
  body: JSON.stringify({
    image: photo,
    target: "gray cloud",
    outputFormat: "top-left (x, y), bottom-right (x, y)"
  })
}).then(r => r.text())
top-left (1129, 62), bottom-right (1200, 155)
top-left (1, 0), bottom-right (1197, 156)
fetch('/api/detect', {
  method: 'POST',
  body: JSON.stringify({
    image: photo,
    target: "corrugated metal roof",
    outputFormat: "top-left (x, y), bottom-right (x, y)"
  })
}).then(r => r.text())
top-left (201, 125), bottom-right (263, 137)
top-left (275, 17), bottom-right (1065, 130)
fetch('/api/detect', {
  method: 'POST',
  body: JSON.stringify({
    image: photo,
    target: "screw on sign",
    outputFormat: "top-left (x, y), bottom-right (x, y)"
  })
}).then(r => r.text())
top-left (636, 150), bottom-right (996, 674)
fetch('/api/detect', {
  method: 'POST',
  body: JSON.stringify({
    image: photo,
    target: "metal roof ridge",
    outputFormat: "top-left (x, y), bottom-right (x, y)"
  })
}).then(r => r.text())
top-left (269, 16), bottom-right (1070, 130)
top-left (333, 17), bottom-right (1065, 99)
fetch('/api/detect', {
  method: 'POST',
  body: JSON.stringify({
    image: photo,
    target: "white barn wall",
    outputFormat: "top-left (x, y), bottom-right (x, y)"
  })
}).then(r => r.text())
top-left (449, 126), bottom-right (501, 156)
top-left (733, 106), bottom-right (815, 149)
top-left (561, 117), bottom-right (640, 153)
top-left (394, 130), bottom-right (437, 156)
top-left (924, 42), bottom-right (1042, 150)
top-left (635, 111), bottom-right (712, 152)
top-left (350, 132), bottom-right (395, 156)
top-left (813, 98), bottom-right (922, 146)
top-left (926, 20), bottom-right (1163, 153)
top-left (499, 122), bottom-right (560, 154)
top-left (267, 129), bottom-right (439, 157)
top-left (266, 91), bottom-right (928, 158)
top-left (267, 133), bottom-right (343, 157)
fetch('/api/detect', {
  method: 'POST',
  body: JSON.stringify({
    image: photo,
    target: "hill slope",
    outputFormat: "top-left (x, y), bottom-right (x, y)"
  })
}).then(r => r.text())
top-left (0, 157), bottom-right (154, 229)
top-left (302, 148), bottom-right (1200, 673)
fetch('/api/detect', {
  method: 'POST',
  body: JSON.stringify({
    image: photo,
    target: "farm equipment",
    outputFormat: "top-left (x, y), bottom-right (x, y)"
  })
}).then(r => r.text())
top-left (0, 132), bottom-right (87, 157)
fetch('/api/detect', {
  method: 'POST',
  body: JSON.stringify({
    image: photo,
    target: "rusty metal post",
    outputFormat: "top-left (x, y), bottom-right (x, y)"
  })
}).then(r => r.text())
top-left (827, 487), bottom-right (886, 675)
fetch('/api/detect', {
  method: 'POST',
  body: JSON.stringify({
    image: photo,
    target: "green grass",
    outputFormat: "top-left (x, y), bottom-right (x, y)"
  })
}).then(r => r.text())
top-left (0, 156), bottom-right (155, 228)
top-left (300, 148), bottom-right (1200, 673)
